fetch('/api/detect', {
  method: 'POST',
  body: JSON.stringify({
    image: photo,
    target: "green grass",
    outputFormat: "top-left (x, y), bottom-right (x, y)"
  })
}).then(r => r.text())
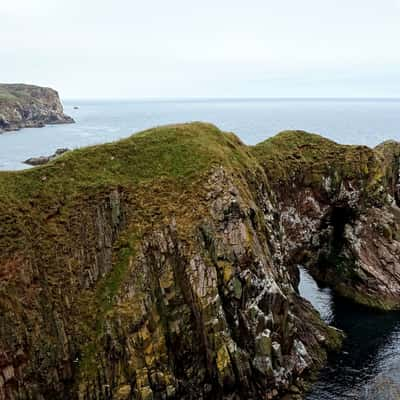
top-left (77, 235), bottom-right (137, 379)
top-left (0, 123), bottom-right (257, 254)
top-left (251, 130), bottom-right (383, 204)
top-left (0, 122), bottom-right (252, 200)
top-left (96, 240), bottom-right (135, 316)
top-left (253, 130), bottom-right (373, 180)
top-left (0, 83), bottom-right (41, 103)
top-left (0, 123), bottom-right (266, 285)
top-left (0, 92), bottom-right (18, 102)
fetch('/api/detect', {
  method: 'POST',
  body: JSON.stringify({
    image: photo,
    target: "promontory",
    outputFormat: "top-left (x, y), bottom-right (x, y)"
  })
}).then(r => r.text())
top-left (0, 122), bottom-right (399, 399)
top-left (0, 83), bottom-right (74, 133)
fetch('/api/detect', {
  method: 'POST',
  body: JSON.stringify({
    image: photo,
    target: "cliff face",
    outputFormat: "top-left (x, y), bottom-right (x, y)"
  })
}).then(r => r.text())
top-left (0, 124), bottom-right (340, 400)
top-left (0, 84), bottom-right (74, 133)
top-left (252, 131), bottom-right (400, 310)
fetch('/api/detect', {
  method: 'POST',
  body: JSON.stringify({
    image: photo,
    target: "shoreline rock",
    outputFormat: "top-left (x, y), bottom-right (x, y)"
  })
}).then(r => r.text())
top-left (24, 148), bottom-right (70, 166)
top-left (0, 83), bottom-right (74, 133)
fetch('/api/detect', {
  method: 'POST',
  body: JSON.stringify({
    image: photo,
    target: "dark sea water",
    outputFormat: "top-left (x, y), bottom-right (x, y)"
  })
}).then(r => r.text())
top-left (299, 268), bottom-right (400, 399)
top-left (1, 98), bottom-right (400, 170)
top-left (1, 98), bottom-right (400, 398)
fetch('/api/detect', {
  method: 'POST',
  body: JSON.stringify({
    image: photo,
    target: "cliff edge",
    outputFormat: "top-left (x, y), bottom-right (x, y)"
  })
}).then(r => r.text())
top-left (0, 84), bottom-right (74, 133)
top-left (252, 131), bottom-right (400, 310)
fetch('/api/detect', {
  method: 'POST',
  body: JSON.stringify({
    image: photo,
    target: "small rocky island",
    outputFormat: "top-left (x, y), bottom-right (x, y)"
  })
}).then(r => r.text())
top-left (24, 148), bottom-right (70, 166)
top-left (0, 83), bottom-right (74, 133)
top-left (0, 123), bottom-right (399, 399)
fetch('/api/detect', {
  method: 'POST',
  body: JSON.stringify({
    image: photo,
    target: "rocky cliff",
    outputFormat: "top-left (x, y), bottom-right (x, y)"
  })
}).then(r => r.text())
top-left (252, 131), bottom-right (400, 310)
top-left (0, 122), bottom-right (398, 400)
top-left (0, 84), bottom-right (74, 133)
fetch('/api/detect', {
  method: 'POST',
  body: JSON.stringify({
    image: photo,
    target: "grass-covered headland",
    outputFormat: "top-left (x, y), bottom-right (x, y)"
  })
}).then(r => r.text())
top-left (0, 122), bottom-right (399, 399)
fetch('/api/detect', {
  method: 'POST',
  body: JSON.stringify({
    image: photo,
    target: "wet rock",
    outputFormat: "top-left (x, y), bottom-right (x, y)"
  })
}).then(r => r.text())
top-left (54, 147), bottom-right (69, 156)
top-left (24, 155), bottom-right (52, 166)
top-left (24, 148), bottom-right (70, 165)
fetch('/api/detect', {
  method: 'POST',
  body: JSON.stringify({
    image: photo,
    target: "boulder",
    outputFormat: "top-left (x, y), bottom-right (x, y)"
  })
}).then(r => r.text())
top-left (24, 148), bottom-right (70, 166)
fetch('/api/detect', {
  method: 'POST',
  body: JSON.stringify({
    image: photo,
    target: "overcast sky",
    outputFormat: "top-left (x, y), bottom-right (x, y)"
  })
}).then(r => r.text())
top-left (2, 0), bottom-right (400, 99)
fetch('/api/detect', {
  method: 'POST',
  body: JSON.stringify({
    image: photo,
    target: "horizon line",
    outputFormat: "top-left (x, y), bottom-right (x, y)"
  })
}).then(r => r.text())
top-left (62, 96), bottom-right (400, 102)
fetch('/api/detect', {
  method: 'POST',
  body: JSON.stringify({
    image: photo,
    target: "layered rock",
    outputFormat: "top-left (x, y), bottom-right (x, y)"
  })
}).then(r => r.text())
top-left (252, 131), bottom-right (400, 310)
top-left (0, 124), bottom-right (341, 400)
top-left (0, 84), bottom-right (74, 133)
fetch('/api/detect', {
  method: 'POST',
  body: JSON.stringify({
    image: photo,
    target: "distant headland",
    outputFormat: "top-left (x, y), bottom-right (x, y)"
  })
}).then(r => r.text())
top-left (0, 83), bottom-right (74, 133)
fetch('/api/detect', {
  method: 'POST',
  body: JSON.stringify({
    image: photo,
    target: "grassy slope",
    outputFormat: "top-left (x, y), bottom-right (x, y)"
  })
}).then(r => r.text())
top-left (0, 122), bottom-right (254, 236)
top-left (251, 130), bottom-right (383, 204)
top-left (0, 125), bottom-right (383, 201)
top-left (0, 84), bottom-right (40, 103)
top-left (0, 122), bottom-right (252, 199)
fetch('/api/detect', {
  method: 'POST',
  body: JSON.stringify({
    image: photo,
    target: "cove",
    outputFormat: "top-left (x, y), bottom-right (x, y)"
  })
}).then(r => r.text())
top-left (299, 267), bottom-right (400, 399)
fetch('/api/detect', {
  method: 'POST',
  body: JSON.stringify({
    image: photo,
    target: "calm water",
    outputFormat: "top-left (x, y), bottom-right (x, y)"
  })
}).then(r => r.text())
top-left (300, 267), bottom-right (400, 399)
top-left (1, 98), bottom-right (400, 170)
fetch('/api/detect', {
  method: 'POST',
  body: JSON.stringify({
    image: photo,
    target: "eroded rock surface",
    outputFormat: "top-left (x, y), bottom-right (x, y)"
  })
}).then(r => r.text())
top-left (0, 84), bottom-right (74, 133)
top-left (252, 131), bottom-right (400, 309)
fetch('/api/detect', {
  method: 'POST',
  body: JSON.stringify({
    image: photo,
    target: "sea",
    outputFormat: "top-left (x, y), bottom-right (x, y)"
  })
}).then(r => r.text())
top-left (0, 98), bottom-right (400, 170)
top-left (1, 98), bottom-right (400, 399)
top-left (300, 268), bottom-right (400, 399)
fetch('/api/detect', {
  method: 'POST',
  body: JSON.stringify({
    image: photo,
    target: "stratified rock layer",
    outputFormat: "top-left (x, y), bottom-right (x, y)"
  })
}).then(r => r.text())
top-left (252, 131), bottom-right (400, 309)
top-left (0, 122), bottom-right (399, 399)
top-left (0, 84), bottom-right (74, 132)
